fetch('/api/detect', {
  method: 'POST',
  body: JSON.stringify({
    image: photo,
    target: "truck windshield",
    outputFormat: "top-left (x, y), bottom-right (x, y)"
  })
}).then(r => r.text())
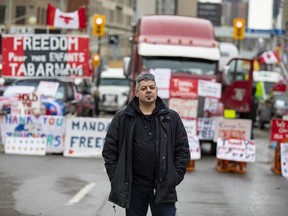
top-left (142, 57), bottom-right (217, 75)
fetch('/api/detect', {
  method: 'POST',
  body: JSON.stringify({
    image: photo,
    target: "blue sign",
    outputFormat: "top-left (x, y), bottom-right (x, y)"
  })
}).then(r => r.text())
top-left (246, 28), bottom-right (286, 35)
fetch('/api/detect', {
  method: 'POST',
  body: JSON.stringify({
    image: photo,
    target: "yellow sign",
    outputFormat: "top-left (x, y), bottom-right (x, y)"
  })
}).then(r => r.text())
top-left (224, 109), bottom-right (236, 119)
top-left (233, 18), bottom-right (245, 40)
top-left (93, 14), bottom-right (106, 37)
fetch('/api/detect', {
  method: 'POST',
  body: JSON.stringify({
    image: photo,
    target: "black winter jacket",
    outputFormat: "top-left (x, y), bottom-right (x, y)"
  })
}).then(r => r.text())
top-left (102, 97), bottom-right (190, 209)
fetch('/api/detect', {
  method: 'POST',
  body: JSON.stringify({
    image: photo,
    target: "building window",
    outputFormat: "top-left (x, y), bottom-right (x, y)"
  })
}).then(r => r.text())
top-left (126, 15), bottom-right (131, 26)
top-left (42, 8), bottom-right (46, 25)
top-left (0, 5), bottom-right (5, 24)
top-left (116, 6), bottom-right (123, 24)
top-left (109, 9), bottom-right (114, 23)
top-left (37, 7), bottom-right (40, 25)
top-left (16, 6), bottom-right (26, 25)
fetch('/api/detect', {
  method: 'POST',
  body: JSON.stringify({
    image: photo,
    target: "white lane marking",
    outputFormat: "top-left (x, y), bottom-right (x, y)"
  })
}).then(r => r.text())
top-left (66, 183), bottom-right (95, 205)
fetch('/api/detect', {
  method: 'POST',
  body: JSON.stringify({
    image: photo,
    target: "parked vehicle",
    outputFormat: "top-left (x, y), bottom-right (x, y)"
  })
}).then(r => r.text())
top-left (98, 68), bottom-right (130, 112)
top-left (74, 78), bottom-right (95, 117)
top-left (0, 77), bottom-right (16, 96)
top-left (253, 70), bottom-right (282, 101)
top-left (11, 78), bottom-right (86, 116)
top-left (257, 93), bottom-right (288, 129)
top-left (273, 93), bottom-right (288, 118)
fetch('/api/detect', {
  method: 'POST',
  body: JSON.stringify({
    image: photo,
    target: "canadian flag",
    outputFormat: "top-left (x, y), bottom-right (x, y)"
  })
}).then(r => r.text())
top-left (259, 50), bottom-right (280, 64)
top-left (47, 4), bottom-right (86, 29)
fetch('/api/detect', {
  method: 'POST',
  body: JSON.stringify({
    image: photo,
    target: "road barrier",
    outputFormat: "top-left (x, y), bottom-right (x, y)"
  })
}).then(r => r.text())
top-left (186, 160), bottom-right (195, 171)
top-left (270, 119), bottom-right (288, 175)
top-left (216, 159), bottom-right (246, 173)
top-left (271, 138), bottom-right (288, 175)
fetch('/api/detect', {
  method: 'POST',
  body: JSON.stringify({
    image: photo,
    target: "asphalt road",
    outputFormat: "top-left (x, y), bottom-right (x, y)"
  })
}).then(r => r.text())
top-left (0, 127), bottom-right (287, 216)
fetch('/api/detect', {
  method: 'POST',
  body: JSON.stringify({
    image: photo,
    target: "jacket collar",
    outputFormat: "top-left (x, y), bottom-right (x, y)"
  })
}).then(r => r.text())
top-left (124, 96), bottom-right (169, 117)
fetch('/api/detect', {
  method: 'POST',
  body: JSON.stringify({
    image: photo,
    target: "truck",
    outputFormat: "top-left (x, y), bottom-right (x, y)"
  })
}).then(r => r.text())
top-left (123, 15), bottom-right (255, 154)
top-left (219, 42), bottom-right (239, 72)
top-left (98, 67), bottom-right (130, 112)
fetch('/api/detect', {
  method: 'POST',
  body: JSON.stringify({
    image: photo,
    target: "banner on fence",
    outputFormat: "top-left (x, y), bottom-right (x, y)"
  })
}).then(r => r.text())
top-left (5, 137), bottom-right (46, 156)
top-left (0, 114), bottom-right (66, 153)
top-left (64, 117), bottom-right (112, 157)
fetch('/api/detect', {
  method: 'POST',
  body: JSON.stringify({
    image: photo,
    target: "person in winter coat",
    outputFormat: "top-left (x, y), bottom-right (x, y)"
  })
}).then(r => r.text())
top-left (102, 73), bottom-right (190, 216)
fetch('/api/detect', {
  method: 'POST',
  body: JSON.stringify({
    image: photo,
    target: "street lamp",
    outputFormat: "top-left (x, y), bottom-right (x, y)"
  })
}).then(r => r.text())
top-left (28, 16), bottom-right (37, 25)
top-left (5, 14), bottom-right (37, 34)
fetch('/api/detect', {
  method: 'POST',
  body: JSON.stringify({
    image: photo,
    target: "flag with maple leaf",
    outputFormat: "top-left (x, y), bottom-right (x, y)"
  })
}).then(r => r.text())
top-left (46, 4), bottom-right (86, 29)
top-left (259, 50), bottom-right (280, 64)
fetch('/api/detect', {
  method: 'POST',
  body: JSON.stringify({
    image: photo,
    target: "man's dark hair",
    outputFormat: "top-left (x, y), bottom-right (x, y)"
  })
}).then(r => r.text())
top-left (136, 73), bottom-right (155, 84)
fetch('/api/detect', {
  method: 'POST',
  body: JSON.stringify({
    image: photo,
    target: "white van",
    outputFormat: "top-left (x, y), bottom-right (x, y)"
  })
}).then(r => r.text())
top-left (98, 68), bottom-right (130, 112)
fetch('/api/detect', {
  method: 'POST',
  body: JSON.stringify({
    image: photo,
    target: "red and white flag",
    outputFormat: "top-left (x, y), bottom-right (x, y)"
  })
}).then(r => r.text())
top-left (47, 4), bottom-right (86, 29)
top-left (259, 50), bottom-right (280, 64)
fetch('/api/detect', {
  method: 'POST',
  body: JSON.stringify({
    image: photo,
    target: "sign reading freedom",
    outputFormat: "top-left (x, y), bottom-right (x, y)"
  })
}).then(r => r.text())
top-left (1, 34), bottom-right (91, 77)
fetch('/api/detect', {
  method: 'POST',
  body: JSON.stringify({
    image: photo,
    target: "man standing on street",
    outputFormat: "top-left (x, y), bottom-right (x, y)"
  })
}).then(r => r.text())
top-left (102, 73), bottom-right (190, 216)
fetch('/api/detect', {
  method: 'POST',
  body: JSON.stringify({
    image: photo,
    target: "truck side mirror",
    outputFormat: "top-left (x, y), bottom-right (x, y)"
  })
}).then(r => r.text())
top-left (222, 65), bottom-right (232, 85)
top-left (123, 57), bottom-right (131, 77)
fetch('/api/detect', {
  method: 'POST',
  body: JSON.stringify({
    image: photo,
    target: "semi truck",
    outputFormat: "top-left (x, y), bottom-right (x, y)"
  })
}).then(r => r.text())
top-left (123, 15), bottom-right (255, 154)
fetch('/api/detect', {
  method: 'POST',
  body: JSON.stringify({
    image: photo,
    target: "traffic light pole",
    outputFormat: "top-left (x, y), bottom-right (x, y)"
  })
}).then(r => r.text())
top-left (97, 36), bottom-right (102, 55)
top-left (236, 39), bottom-right (240, 51)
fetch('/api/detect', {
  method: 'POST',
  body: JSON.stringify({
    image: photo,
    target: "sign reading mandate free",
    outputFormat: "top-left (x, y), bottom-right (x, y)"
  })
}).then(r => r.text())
top-left (2, 35), bottom-right (90, 77)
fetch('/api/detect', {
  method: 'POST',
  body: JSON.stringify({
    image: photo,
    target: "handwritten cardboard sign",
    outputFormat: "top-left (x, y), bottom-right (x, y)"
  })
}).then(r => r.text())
top-left (270, 118), bottom-right (288, 143)
top-left (281, 143), bottom-right (288, 179)
top-left (213, 118), bottom-right (252, 142)
top-left (217, 138), bottom-right (256, 162)
top-left (64, 117), bottom-right (112, 157)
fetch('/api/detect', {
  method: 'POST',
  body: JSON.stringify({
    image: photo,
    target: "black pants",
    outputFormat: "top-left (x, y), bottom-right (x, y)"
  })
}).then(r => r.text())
top-left (126, 185), bottom-right (176, 216)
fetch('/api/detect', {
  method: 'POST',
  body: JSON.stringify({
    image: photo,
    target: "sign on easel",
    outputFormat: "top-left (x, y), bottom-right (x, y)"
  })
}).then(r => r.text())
top-left (5, 137), bottom-right (46, 156)
top-left (281, 143), bottom-right (288, 179)
top-left (188, 136), bottom-right (201, 160)
top-left (216, 138), bottom-right (256, 162)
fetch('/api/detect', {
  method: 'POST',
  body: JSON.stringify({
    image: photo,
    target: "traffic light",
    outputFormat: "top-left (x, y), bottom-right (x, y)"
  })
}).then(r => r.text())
top-left (92, 54), bottom-right (101, 68)
top-left (93, 15), bottom-right (105, 37)
top-left (233, 18), bottom-right (245, 40)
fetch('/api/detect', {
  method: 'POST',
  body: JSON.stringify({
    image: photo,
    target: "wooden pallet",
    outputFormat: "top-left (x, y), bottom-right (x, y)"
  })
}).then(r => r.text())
top-left (216, 159), bottom-right (247, 173)
top-left (271, 138), bottom-right (288, 175)
top-left (186, 160), bottom-right (195, 171)
top-left (271, 142), bottom-right (283, 175)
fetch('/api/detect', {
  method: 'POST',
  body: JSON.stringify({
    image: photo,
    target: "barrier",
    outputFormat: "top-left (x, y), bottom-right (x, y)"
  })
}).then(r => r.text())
top-left (213, 119), bottom-right (253, 174)
top-left (270, 118), bottom-right (288, 175)
top-left (271, 142), bottom-right (282, 175)
top-left (186, 160), bottom-right (195, 171)
top-left (216, 159), bottom-right (246, 173)
top-left (271, 138), bottom-right (288, 175)
top-left (215, 139), bottom-right (255, 174)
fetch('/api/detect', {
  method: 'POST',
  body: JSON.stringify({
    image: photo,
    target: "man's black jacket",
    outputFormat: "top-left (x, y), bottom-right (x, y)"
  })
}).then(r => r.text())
top-left (102, 97), bottom-right (190, 208)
